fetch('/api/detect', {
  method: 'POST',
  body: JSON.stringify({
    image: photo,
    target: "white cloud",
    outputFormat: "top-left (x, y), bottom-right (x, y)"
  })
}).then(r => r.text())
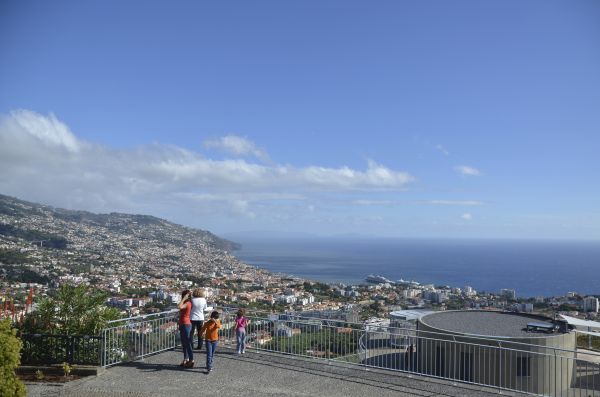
top-left (352, 199), bottom-right (483, 206)
top-left (204, 134), bottom-right (269, 161)
top-left (0, 110), bottom-right (81, 159)
top-left (428, 200), bottom-right (483, 206)
top-left (352, 200), bottom-right (396, 206)
top-left (301, 160), bottom-right (414, 189)
top-left (0, 110), bottom-right (415, 219)
top-left (461, 213), bottom-right (473, 220)
top-left (435, 144), bottom-right (450, 156)
top-left (455, 165), bottom-right (482, 176)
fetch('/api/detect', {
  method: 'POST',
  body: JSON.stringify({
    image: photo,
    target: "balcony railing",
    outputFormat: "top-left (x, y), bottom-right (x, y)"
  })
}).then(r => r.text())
top-left (217, 312), bottom-right (597, 396)
top-left (100, 310), bottom-right (180, 367)
top-left (20, 333), bottom-right (102, 365)
top-left (21, 308), bottom-right (600, 397)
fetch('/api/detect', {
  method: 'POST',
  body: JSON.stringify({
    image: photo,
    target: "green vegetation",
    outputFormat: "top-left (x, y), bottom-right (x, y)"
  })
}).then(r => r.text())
top-left (62, 262), bottom-right (93, 274)
top-left (335, 353), bottom-right (361, 363)
top-left (557, 303), bottom-right (578, 312)
top-left (302, 281), bottom-right (349, 303)
top-left (266, 329), bottom-right (358, 357)
top-left (577, 333), bottom-right (600, 351)
top-left (0, 223), bottom-right (68, 249)
top-left (22, 284), bottom-right (120, 335)
top-left (35, 369), bottom-right (45, 380)
top-left (0, 319), bottom-right (26, 397)
top-left (185, 275), bottom-right (212, 286)
top-left (241, 301), bottom-right (288, 312)
top-left (303, 281), bottom-right (330, 294)
top-left (0, 264), bottom-right (49, 284)
top-left (359, 302), bottom-right (384, 320)
top-left (445, 299), bottom-right (466, 310)
top-left (0, 248), bottom-right (30, 264)
top-left (62, 362), bottom-right (73, 377)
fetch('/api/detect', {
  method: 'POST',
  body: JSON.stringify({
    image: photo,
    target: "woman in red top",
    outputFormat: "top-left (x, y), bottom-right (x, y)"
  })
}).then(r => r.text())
top-left (178, 289), bottom-right (194, 367)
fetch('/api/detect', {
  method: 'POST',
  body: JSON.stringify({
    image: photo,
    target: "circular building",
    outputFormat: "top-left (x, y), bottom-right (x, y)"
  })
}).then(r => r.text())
top-left (416, 310), bottom-right (575, 395)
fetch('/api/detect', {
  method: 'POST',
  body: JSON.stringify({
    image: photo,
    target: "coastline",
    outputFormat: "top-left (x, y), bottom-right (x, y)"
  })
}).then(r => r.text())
top-left (233, 237), bottom-right (600, 298)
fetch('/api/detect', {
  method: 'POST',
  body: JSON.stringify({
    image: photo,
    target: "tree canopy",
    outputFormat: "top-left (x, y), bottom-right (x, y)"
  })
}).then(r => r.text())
top-left (23, 284), bottom-right (120, 335)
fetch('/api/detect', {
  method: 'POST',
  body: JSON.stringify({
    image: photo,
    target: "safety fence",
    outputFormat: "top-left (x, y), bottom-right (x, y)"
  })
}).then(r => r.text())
top-left (20, 333), bottom-right (102, 365)
top-left (100, 310), bottom-right (179, 367)
top-left (93, 308), bottom-right (600, 396)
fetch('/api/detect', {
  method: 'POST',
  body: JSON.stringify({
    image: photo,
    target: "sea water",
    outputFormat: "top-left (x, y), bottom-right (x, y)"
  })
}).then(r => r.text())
top-left (234, 237), bottom-right (600, 297)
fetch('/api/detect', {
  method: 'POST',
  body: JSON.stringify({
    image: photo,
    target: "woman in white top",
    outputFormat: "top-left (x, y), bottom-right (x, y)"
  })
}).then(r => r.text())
top-left (190, 288), bottom-right (207, 350)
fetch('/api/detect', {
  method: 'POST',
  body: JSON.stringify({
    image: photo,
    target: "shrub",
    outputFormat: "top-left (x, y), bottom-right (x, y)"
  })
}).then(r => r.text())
top-left (62, 362), bottom-right (72, 377)
top-left (0, 318), bottom-right (26, 397)
top-left (35, 369), bottom-right (45, 380)
top-left (22, 284), bottom-right (120, 335)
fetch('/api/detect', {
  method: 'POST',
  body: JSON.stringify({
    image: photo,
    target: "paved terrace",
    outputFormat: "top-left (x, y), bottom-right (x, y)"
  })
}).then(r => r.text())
top-left (27, 348), bottom-right (510, 397)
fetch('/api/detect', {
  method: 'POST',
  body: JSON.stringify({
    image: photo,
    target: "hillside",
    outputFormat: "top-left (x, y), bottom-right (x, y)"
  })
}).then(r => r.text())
top-left (0, 193), bottom-right (244, 285)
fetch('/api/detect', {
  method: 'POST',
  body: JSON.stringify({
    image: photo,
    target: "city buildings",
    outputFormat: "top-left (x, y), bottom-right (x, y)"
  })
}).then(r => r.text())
top-left (501, 288), bottom-right (517, 300)
top-left (583, 296), bottom-right (599, 313)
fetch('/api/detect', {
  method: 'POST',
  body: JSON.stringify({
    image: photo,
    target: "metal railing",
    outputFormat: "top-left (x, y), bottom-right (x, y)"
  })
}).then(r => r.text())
top-left (576, 330), bottom-right (600, 352)
top-left (96, 308), bottom-right (600, 396)
top-left (215, 311), bottom-right (600, 397)
top-left (100, 311), bottom-right (179, 367)
top-left (105, 309), bottom-right (179, 326)
top-left (20, 333), bottom-right (102, 365)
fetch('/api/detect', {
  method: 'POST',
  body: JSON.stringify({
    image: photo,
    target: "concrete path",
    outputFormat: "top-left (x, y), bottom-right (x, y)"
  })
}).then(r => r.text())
top-left (26, 348), bottom-right (508, 397)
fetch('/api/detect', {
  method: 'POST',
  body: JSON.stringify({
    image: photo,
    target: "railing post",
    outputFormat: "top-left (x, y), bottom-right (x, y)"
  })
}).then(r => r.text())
top-left (328, 326), bottom-right (331, 364)
top-left (99, 329), bottom-right (104, 367)
top-left (66, 335), bottom-right (73, 364)
top-left (554, 348), bottom-right (557, 397)
top-left (497, 341), bottom-right (502, 394)
top-left (365, 329), bottom-right (369, 371)
top-left (141, 320), bottom-right (145, 361)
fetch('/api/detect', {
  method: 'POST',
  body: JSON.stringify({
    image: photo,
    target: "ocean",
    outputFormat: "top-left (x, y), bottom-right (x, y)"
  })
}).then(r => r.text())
top-left (233, 237), bottom-right (600, 297)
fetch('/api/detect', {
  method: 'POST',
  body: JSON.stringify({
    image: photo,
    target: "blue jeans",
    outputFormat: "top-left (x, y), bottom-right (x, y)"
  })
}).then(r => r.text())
top-left (191, 320), bottom-right (204, 349)
top-left (236, 329), bottom-right (246, 353)
top-left (179, 324), bottom-right (194, 361)
top-left (205, 340), bottom-right (218, 370)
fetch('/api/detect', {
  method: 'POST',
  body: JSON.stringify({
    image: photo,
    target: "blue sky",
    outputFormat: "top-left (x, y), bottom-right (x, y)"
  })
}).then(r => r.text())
top-left (0, 1), bottom-right (599, 239)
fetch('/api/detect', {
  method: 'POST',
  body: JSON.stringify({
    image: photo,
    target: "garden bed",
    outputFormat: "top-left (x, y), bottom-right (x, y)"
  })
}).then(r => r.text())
top-left (19, 373), bottom-right (81, 383)
top-left (17, 364), bottom-right (103, 384)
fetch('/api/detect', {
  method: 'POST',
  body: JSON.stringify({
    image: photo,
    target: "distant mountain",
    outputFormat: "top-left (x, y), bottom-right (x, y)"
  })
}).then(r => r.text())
top-left (0, 193), bottom-right (243, 282)
top-left (0, 194), bottom-right (239, 251)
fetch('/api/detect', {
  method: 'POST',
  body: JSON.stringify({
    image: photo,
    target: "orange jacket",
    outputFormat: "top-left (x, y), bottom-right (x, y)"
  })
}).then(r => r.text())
top-left (200, 319), bottom-right (221, 341)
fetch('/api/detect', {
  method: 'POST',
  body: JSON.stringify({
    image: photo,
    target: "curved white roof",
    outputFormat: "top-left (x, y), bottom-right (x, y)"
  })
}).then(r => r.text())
top-left (390, 310), bottom-right (432, 321)
top-left (560, 314), bottom-right (600, 330)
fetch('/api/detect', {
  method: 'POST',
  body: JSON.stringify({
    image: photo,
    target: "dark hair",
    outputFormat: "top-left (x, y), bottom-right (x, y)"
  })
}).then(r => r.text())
top-left (210, 311), bottom-right (220, 319)
top-left (181, 289), bottom-right (191, 299)
top-left (236, 309), bottom-right (245, 318)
